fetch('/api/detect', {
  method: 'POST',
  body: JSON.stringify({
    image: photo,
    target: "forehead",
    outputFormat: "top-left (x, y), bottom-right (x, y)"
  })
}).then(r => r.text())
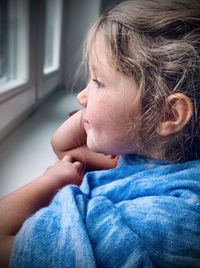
top-left (88, 33), bottom-right (114, 75)
top-left (87, 32), bottom-right (135, 87)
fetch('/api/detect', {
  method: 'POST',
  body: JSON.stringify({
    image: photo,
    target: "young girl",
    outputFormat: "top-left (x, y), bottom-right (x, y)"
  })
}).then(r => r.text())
top-left (0, 0), bottom-right (200, 267)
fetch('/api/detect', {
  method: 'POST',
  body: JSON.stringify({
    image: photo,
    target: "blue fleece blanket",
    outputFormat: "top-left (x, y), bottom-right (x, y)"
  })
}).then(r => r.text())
top-left (10, 155), bottom-right (200, 267)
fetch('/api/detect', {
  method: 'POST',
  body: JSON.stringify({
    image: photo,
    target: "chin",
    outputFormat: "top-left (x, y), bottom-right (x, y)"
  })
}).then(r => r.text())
top-left (87, 135), bottom-right (118, 155)
top-left (87, 140), bottom-right (100, 153)
top-left (87, 140), bottom-right (106, 154)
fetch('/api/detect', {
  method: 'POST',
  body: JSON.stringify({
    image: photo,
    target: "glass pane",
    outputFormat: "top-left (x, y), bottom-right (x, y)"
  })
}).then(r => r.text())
top-left (43, 0), bottom-right (62, 74)
top-left (0, 0), bottom-right (29, 92)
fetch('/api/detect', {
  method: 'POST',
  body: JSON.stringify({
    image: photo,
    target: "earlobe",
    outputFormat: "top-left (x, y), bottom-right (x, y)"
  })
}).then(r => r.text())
top-left (156, 93), bottom-right (193, 137)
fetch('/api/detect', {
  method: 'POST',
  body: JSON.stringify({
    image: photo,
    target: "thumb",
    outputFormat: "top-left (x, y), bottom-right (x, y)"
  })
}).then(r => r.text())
top-left (74, 161), bottom-right (84, 186)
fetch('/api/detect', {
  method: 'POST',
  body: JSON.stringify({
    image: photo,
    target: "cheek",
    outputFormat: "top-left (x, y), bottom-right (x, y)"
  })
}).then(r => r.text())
top-left (88, 97), bottom-right (127, 131)
top-left (90, 109), bottom-right (108, 130)
top-left (87, 96), bottom-right (110, 126)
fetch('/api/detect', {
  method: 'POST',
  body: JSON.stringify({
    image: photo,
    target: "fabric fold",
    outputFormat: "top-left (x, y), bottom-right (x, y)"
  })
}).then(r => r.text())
top-left (10, 155), bottom-right (200, 267)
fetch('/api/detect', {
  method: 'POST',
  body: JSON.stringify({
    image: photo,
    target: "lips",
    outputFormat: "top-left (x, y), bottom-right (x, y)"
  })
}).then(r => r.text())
top-left (81, 110), bottom-right (90, 129)
top-left (83, 119), bottom-right (90, 129)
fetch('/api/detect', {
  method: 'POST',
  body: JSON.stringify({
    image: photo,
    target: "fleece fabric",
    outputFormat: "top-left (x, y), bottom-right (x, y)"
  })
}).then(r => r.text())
top-left (10, 155), bottom-right (200, 267)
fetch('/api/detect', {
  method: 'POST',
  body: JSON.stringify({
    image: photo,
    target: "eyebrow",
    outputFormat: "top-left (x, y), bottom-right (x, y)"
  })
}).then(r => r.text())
top-left (89, 62), bottom-right (109, 81)
top-left (89, 62), bottom-right (97, 74)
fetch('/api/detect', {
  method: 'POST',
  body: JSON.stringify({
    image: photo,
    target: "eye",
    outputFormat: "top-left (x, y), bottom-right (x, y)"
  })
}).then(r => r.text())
top-left (92, 79), bottom-right (104, 88)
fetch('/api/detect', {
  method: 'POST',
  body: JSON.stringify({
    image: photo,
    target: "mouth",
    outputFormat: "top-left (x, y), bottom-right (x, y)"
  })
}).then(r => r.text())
top-left (81, 110), bottom-right (90, 129)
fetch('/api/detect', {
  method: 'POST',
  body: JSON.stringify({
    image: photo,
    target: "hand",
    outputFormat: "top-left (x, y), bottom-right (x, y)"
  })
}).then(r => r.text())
top-left (104, 154), bottom-right (119, 160)
top-left (43, 155), bottom-right (84, 186)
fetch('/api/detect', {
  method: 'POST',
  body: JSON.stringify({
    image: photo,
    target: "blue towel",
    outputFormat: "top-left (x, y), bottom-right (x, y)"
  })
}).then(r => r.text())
top-left (10, 155), bottom-right (200, 267)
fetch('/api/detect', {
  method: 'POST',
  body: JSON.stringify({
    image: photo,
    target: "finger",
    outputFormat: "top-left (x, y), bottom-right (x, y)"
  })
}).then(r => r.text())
top-left (62, 155), bottom-right (73, 162)
top-left (105, 154), bottom-right (117, 159)
top-left (110, 155), bottom-right (119, 159)
top-left (73, 161), bottom-right (84, 172)
top-left (74, 161), bottom-right (83, 168)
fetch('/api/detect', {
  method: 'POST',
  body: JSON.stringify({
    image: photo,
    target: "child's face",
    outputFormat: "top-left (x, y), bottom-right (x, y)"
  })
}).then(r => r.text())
top-left (77, 33), bottom-right (141, 155)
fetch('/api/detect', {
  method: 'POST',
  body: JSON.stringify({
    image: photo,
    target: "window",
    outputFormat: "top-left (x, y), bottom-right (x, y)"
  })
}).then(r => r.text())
top-left (0, 0), bottom-right (29, 93)
top-left (43, 0), bottom-right (63, 74)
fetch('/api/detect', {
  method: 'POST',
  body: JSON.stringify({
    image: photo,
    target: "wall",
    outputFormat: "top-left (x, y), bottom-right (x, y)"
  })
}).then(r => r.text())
top-left (100, 0), bottom-right (124, 13)
top-left (61, 0), bottom-right (101, 92)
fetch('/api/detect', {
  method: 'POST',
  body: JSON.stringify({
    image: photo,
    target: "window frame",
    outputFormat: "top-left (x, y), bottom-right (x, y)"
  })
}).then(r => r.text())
top-left (0, 0), bottom-right (31, 103)
top-left (43, 0), bottom-right (63, 75)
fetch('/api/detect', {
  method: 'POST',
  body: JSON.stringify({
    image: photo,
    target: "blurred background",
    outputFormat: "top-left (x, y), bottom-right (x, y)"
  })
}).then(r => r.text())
top-left (0, 0), bottom-right (124, 197)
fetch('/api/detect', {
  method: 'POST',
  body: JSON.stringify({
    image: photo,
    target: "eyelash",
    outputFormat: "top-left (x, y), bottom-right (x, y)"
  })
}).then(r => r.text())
top-left (92, 79), bottom-right (104, 88)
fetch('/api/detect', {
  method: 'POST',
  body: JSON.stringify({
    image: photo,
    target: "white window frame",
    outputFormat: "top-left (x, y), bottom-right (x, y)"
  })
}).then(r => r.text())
top-left (43, 0), bottom-right (63, 75)
top-left (0, 0), bottom-right (29, 94)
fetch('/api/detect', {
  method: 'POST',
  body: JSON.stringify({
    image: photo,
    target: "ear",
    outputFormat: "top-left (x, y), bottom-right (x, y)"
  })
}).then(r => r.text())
top-left (156, 93), bottom-right (193, 136)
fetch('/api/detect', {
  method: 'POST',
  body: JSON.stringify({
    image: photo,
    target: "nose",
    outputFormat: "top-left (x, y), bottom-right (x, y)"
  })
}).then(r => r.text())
top-left (77, 87), bottom-right (88, 107)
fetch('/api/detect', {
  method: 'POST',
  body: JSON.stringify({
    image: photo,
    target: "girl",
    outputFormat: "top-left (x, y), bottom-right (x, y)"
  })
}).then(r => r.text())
top-left (1, 0), bottom-right (200, 267)
top-left (51, 109), bottom-right (119, 171)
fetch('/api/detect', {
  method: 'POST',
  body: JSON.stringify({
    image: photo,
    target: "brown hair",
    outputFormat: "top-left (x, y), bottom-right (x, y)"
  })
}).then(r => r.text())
top-left (84, 0), bottom-right (200, 162)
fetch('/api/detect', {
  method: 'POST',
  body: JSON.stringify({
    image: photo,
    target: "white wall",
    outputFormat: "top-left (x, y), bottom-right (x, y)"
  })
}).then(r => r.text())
top-left (0, 87), bottom-right (35, 134)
